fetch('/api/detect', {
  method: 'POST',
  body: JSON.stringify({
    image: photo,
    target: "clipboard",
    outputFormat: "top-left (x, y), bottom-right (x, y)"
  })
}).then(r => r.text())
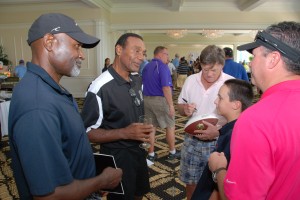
top-left (93, 153), bottom-right (124, 195)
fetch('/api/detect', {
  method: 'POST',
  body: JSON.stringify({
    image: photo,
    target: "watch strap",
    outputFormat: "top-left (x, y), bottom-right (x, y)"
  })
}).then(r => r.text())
top-left (212, 167), bottom-right (227, 183)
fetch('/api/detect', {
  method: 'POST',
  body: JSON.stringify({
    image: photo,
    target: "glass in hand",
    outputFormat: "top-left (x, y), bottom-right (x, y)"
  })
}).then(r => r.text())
top-left (139, 115), bottom-right (152, 150)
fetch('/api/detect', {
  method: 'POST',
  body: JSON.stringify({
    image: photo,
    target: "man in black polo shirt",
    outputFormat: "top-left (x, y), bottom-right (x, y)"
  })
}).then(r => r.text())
top-left (81, 33), bottom-right (154, 200)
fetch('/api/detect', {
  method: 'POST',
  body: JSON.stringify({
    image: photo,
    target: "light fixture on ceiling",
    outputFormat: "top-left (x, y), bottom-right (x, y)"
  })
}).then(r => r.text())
top-left (166, 29), bottom-right (188, 39)
top-left (202, 29), bottom-right (224, 39)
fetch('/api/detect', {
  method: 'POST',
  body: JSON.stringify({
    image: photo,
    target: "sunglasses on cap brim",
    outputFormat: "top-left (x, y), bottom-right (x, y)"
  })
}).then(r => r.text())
top-left (238, 31), bottom-right (300, 63)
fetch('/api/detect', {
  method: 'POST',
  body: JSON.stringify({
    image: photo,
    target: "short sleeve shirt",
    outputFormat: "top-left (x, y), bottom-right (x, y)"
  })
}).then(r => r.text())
top-left (223, 59), bottom-right (249, 81)
top-left (81, 67), bottom-right (144, 149)
top-left (225, 80), bottom-right (300, 200)
top-left (191, 120), bottom-right (236, 200)
top-left (142, 58), bottom-right (173, 96)
top-left (8, 63), bottom-right (95, 198)
top-left (178, 72), bottom-right (234, 125)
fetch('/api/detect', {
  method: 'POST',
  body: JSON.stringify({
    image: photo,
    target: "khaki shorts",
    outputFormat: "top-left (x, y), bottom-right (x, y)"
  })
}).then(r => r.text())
top-left (144, 96), bottom-right (175, 129)
top-left (173, 73), bottom-right (178, 88)
top-left (177, 74), bottom-right (187, 88)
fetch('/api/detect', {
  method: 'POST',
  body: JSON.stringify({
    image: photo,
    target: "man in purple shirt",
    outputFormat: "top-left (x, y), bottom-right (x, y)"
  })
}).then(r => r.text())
top-left (142, 46), bottom-right (180, 161)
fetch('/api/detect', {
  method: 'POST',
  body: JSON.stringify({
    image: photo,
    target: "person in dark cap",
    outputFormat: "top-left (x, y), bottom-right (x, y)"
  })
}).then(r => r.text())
top-left (208, 21), bottom-right (300, 199)
top-left (14, 59), bottom-right (27, 79)
top-left (223, 47), bottom-right (249, 81)
top-left (8, 13), bottom-right (122, 200)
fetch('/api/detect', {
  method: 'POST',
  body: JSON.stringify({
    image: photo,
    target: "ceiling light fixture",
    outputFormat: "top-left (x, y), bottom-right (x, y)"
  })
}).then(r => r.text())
top-left (202, 29), bottom-right (224, 39)
top-left (166, 29), bottom-right (188, 40)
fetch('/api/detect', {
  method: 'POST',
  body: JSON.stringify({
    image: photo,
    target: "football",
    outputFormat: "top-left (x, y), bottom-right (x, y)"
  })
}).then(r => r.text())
top-left (184, 115), bottom-right (218, 135)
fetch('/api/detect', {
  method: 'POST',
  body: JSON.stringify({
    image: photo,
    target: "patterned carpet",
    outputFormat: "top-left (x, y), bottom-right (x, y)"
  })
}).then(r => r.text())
top-left (0, 89), bottom-right (188, 200)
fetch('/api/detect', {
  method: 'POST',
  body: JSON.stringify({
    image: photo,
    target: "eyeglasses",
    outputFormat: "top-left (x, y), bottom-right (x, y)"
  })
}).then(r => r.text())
top-left (255, 31), bottom-right (287, 56)
top-left (129, 88), bottom-right (141, 107)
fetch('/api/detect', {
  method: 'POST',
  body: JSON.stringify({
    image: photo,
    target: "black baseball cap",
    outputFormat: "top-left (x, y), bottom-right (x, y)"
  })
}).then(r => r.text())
top-left (237, 31), bottom-right (300, 62)
top-left (27, 13), bottom-right (100, 48)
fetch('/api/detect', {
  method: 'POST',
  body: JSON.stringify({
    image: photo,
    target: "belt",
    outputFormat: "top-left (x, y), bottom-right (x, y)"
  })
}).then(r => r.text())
top-left (186, 134), bottom-right (216, 142)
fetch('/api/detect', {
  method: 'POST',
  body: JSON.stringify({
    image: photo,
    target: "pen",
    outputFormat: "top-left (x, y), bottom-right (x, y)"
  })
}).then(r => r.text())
top-left (182, 98), bottom-right (198, 111)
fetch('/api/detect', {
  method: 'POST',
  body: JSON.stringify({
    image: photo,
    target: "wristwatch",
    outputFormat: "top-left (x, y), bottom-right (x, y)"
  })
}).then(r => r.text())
top-left (212, 167), bottom-right (227, 183)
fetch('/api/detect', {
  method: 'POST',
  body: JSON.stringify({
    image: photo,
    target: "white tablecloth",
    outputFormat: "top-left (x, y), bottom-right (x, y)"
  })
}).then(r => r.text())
top-left (0, 100), bottom-right (10, 136)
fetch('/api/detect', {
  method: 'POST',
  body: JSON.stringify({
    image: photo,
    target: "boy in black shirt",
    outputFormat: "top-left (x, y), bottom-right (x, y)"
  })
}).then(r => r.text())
top-left (191, 79), bottom-right (254, 200)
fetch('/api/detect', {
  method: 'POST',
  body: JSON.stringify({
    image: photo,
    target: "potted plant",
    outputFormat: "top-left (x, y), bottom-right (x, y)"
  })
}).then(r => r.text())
top-left (0, 45), bottom-right (12, 66)
top-left (0, 45), bottom-right (13, 78)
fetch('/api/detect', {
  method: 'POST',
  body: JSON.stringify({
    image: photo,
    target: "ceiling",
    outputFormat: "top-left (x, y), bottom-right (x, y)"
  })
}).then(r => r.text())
top-left (0, 0), bottom-right (299, 12)
top-left (0, 0), bottom-right (299, 39)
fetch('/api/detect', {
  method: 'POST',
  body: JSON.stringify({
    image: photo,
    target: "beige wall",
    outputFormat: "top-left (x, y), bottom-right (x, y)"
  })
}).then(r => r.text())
top-left (0, 3), bottom-right (299, 97)
top-left (111, 11), bottom-right (300, 29)
top-left (0, 6), bottom-right (113, 97)
top-left (142, 34), bottom-right (253, 61)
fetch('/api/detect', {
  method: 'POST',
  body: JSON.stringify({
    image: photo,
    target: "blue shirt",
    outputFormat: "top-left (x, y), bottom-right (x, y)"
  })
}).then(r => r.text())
top-left (223, 59), bottom-right (249, 81)
top-left (142, 58), bottom-right (173, 96)
top-left (172, 58), bottom-right (180, 68)
top-left (9, 63), bottom-right (95, 198)
top-left (139, 59), bottom-right (149, 76)
top-left (14, 64), bottom-right (27, 79)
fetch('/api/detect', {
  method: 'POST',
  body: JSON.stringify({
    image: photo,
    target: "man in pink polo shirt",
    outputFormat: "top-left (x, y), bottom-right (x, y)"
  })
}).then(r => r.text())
top-left (208, 21), bottom-right (300, 199)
